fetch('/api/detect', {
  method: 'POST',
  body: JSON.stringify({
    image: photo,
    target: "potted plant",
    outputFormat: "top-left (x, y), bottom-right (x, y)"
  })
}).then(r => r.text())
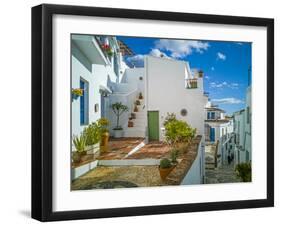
top-left (101, 44), bottom-right (113, 57)
top-left (97, 118), bottom-right (110, 152)
top-left (83, 122), bottom-right (100, 154)
top-left (128, 117), bottom-right (134, 127)
top-left (131, 113), bottom-right (136, 119)
top-left (139, 92), bottom-right (143, 99)
top-left (134, 104), bottom-right (138, 112)
top-left (170, 149), bottom-right (179, 165)
top-left (159, 158), bottom-right (174, 180)
top-left (72, 134), bottom-right (86, 163)
top-left (111, 102), bottom-right (129, 138)
top-left (135, 100), bottom-right (141, 105)
top-left (72, 88), bottom-right (83, 100)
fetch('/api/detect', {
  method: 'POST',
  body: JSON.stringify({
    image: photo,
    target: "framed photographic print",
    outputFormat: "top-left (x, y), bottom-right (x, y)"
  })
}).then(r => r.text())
top-left (32, 4), bottom-right (274, 222)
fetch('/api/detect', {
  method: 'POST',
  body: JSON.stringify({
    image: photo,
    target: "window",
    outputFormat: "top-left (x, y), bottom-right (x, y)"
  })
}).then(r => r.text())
top-left (80, 78), bottom-right (89, 125)
top-left (207, 112), bottom-right (215, 119)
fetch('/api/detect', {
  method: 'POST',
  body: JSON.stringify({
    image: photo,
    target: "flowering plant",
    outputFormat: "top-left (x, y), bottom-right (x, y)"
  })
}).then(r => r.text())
top-left (72, 88), bottom-right (83, 96)
top-left (101, 44), bottom-right (113, 57)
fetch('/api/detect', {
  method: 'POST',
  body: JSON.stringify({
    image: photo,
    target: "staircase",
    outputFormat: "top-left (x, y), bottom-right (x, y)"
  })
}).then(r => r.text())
top-left (124, 97), bottom-right (146, 138)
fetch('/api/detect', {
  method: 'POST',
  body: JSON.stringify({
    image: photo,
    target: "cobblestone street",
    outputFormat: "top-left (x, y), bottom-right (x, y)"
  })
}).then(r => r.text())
top-left (205, 163), bottom-right (241, 184)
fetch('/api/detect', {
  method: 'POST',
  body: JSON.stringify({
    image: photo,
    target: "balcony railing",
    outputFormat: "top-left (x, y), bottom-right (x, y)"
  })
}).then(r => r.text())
top-left (186, 78), bottom-right (198, 89)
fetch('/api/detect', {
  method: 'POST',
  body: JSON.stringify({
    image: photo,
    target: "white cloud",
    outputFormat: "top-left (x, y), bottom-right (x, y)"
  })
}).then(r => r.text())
top-left (212, 98), bottom-right (244, 104)
top-left (155, 39), bottom-right (209, 58)
top-left (217, 52), bottom-right (226, 60)
top-left (210, 81), bottom-right (239, 89)
top-left (210, 81), bottom-right (227, 88)
top-left (229, 83), bottom-right (239, 89)
top-left (126, 54), bottom-right (145, 67)
top-left (205, 75), bottom-right (210, 80)
top-left (149, 48), bottom-right (170, 58)
top-left (126, 48), bottom-right (170, 67)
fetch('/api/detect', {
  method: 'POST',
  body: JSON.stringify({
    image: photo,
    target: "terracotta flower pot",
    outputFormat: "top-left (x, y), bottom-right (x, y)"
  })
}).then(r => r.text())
top-left (128, 121), bottom-right (134, 127)
top-left (72, 152), bottom-right (81, 163)
top-left (100, 131), bottom-right (109, 152)
top-left (159, 166), bottom-right (175, 180)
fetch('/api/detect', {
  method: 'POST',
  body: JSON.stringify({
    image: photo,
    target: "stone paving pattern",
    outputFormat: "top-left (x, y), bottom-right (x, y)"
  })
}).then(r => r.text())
top-left (205, 163), bottom-right (241, 184)
top-left (72, 136), bottom-right (202, 190)
top-left (71, 166), bottom-right (164, 190)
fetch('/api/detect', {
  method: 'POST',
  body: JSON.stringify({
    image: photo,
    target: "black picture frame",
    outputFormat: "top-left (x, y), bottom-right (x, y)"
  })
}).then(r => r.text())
top-left (32, 4), bottom-right (274, 222)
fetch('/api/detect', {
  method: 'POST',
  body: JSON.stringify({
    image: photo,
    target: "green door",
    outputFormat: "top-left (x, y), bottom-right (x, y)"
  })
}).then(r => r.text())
top-left (148, 111), bottom-right (159, 141)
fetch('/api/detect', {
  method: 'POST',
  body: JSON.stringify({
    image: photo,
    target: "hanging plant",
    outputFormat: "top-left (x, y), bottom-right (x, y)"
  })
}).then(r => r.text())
top-left (72, 88), bottom-right (83, 96)
top-left (72, 88), bottom-right (83, 100)
top-left (101, 44), bottom-right (114, 57)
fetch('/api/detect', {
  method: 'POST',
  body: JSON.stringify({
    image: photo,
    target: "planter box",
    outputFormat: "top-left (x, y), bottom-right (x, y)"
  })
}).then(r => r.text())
top-left (85, 143), bottom-right (100, 154)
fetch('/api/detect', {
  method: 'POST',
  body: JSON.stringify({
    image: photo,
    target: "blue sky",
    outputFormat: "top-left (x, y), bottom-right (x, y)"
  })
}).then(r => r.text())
top-left (117, 36), bottom-right (251, 115)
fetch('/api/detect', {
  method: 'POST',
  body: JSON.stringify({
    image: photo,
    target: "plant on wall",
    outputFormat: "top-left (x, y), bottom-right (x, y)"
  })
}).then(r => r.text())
top-left (72, 88), bottom-right (83, 100)
top-left (235, 162), bottom-right (252, 182)
top-left (72, 88), bottom-right (83, 96)
top-left (111, 102), bottom-right (129, 130)
top-left (101, 44), bottom-right (113, 57)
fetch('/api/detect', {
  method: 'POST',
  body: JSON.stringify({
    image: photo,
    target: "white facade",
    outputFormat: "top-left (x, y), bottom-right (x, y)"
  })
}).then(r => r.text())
top-left (144, 56), bottom-right (206, 182)
top-left (145, 56), bottom-right (207, 139)
top-left (71, 36), bottom-right (207, 183)
top-left (181, 139), bottom-right (204, 185)
top-left (233, 86), bottom-right (251, 164)
top-left (71, 35), bottom-right (123, 144)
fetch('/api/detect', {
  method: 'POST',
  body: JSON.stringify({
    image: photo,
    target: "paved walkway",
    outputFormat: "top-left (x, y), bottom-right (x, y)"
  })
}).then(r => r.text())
top-left (205, 163), bottom-right (241, 184)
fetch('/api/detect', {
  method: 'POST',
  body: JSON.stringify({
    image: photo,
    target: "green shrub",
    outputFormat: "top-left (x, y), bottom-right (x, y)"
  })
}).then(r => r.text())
top-left (83, 122), bottom-right (101, 145)
top-left (235, 162), bottom-right (252, 182)
top-left (160, 158), bottom-right (172, 169)
top-left (73, 134), bottom-right (86, 152)
top-left (164, 118), bottom-right (196, 146)
top-left (97, 117), bottom-right (110, 133)
top-left (170, 149), bottom-right (179, 164)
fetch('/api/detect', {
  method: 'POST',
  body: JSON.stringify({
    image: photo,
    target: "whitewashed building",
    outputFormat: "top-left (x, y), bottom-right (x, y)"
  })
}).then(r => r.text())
top-left (204, 101), bottom-right (235, 165)
top-left (233, 86), bottom-right (251, 164)
top-left (71, 35), bottom-right (207, 183)
top-left (71, 35), bottom-right (133, 141)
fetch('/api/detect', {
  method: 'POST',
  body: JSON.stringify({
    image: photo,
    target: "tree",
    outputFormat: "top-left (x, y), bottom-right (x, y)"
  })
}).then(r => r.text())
top-left (111, 102), bottom-right (129, 129)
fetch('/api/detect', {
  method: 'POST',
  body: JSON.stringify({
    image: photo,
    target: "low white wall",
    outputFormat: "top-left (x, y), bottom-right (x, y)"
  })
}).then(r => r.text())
top-left (181, 140), bottom-right (203, 185)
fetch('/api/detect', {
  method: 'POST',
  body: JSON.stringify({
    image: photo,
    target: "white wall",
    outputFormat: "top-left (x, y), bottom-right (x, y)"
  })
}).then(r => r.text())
top-left (146, 56), bottom-right (206, 140)
top-left (2, 0), bottom-right (280, 226)
top-left (71, 42), bottom-right (119, 138)
top-left (181, 140), bottom-right (204, 185)
top-left (121, 68), bottom-right (145, 95)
